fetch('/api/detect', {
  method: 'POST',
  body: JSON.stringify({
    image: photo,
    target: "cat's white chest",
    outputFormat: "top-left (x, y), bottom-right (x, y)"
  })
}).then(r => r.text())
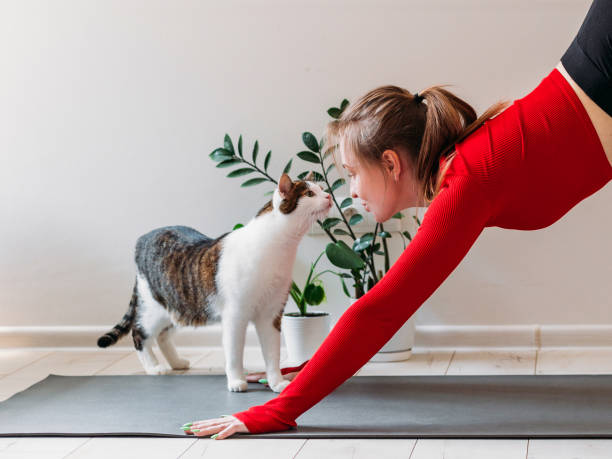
top-left (216, 226), bottom-right (296, 312)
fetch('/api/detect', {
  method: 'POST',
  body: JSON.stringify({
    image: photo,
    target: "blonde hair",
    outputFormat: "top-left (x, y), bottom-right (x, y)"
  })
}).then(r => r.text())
top-left (324, 84), bottom-right (510, 206)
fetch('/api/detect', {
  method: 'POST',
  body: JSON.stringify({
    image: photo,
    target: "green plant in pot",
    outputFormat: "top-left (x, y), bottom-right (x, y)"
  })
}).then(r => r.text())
top-left (210, 98), bottom-right (422, 364)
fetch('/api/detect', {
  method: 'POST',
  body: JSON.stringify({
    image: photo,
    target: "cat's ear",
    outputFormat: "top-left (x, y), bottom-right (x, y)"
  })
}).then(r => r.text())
top-left (278, 173), bottom-right (293, 199)
top-left (304, 171), bottom-right (315, 182)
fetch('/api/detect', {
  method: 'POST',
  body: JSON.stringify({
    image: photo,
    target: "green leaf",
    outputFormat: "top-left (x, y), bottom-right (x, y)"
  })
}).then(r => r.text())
top-left (353, 239), bottom-right (372, 252)
top-left (263, 190), bottom-right (274, 196)
top-left (359, 233), bottom-right (374, 243)
top-left (283, 158), bottom-right (292, 174)
top-left (216, 159), bottom-right (242, 168)
top-left (304, 283), bottom-right (325, 305)
top-left (237, 135), bottom-right (243, 157)
top-left (325, 240), bottom-right (365, 270)
top-left (252, 140), bottom-right (259, 164)
top-left (224, 134), bottom-right (235, 155)
top-left (302, 132), bottom-right (319, 152)
top-left (402, 231), bottom-right (413, 242)
top-left (227, 168), bottom-right (256, 178)
top-left (264, 150), bottom-right (272, 172)
top-left (349, 214), bottom-right (364, 225)
top-left (391, 212), bottom-right (404, 219)
top-left (233, 223), bottom-right (244, 230)
top-left (327, 107), bottom-right (342, 119)
top-left (330, 178), bottom-right (345, 192)
top-left (321, 217), bottom-right (342, 230)
top-left (297, 151), bottom-right (320, 164)
top-left (209, 148), bottom-right (234, 162)
top-left (378, 231), bottom-right (391, 238)
top-left (333, 228), bottom-right (351, 236)
top-left (340, 197), bottom-right (353, 208)
top-left (240, 177), bottom-right (268, 187)
top-left (340, 98), bottom-right (349, 111)
top-left (341, 277), bottom-right (350, 297)
top-left (297, 170), bottom-right (324, 182)
top-left (326, 163), bottom-right (335, 175)
top-left (374, 250), bottom-right (385, 255)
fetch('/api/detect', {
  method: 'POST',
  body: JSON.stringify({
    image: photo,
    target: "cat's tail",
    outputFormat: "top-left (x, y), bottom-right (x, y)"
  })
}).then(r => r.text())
top-left (97, 279), bottom-right (138, 348)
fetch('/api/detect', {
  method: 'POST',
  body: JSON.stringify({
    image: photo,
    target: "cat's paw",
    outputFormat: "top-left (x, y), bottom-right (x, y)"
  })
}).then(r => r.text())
top-left (227, 378), bottom-right (248, 392)
top-left (145, 364), bottom-right (166, 375)
top-left (269, 379), bottom-right (291, 393)
top-left (170, 358), bottom-right (190, 370)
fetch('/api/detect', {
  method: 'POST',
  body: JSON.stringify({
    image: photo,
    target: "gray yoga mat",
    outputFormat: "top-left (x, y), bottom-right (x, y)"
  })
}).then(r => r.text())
top-left (1, 373), bottom-right (612, 438)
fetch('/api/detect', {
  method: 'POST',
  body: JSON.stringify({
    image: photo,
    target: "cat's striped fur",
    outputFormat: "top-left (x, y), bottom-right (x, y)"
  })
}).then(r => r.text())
top-left (97, 172), bottom-right (332, 392)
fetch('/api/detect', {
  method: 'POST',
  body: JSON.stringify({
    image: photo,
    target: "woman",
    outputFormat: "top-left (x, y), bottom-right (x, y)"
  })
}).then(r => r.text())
top-left (183, 0), bottom-right (612, 439)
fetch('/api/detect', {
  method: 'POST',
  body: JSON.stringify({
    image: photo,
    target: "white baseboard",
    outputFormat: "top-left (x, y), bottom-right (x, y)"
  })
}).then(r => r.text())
top-left (2, 324), bottom-right (612, 349)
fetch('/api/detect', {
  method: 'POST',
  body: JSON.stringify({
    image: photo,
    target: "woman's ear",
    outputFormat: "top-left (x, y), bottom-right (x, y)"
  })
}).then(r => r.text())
top-left (382, 149), bottom-right (401, 178)
top-left (278, 173), bottom-right (293, 199)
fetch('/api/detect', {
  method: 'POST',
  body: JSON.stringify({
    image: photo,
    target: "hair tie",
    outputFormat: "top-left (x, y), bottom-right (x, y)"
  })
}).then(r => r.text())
top-left (413, 92), bottom-right (424, 104)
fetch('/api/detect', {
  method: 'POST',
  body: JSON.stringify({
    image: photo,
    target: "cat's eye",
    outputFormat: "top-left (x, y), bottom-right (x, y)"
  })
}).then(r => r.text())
top-left (306, 191), bottom-right (314, 197)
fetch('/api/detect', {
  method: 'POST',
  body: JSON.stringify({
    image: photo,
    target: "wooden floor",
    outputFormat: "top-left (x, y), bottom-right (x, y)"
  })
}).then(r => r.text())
top-left (2, 346), bottom-right (612, 458)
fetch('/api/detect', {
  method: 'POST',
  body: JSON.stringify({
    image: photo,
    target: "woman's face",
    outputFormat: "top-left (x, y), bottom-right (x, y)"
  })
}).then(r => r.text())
top-left (340, 146), bottom-right (424, 222)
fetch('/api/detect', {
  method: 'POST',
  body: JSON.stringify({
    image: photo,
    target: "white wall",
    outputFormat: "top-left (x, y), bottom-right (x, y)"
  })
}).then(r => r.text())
top-left (1, 0), bottom-right (609, 332)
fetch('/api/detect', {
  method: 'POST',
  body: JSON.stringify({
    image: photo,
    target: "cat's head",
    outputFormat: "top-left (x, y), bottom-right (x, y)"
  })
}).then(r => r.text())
top-left (258, 171), bottom-right (332, 222)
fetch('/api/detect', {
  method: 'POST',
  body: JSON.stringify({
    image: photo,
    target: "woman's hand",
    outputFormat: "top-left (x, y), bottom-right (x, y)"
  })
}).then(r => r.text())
top-left (245, 370), bottom-right (300, 386)
top-left (245, 360), bottom-right (310, 387)
top-left (182, 415), bottom-right (248, 440)
top-left (182, 361), bottom-right (309, 438)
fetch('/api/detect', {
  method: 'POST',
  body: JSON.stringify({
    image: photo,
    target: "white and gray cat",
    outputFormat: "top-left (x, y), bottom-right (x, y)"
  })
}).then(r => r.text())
top-left (97, 172), bottom-right (332, 392)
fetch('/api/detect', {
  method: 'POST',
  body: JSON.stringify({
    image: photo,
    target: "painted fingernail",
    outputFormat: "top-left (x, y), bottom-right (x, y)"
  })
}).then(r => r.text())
top-left (211, 433), bottom-right (219, 439)
top-left (182, 422), bottom-right (193, 427)
top-left (258, 378), bottom-right (268, 384)
top-left (191, 429), bottom-right (200, 433)
top-left (180, 426), bottom-right (190, 430)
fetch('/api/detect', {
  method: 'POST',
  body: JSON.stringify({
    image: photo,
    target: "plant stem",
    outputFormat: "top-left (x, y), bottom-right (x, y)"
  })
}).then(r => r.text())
top-left (310, 269), bottom-right (340, 282)
top-left (318, 150), bottom-right (357, 241)
top-left (380, 222), bottom-right (390, 272)
top-left (238, 156), bottom-right (278, 184)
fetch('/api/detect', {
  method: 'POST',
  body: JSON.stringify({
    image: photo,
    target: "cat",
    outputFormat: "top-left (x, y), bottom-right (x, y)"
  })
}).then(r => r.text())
top-left (97, 171), bottom-right (332, 392)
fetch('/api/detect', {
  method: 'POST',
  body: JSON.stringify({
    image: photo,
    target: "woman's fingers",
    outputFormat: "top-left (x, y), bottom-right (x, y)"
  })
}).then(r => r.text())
top-left (245, 360), bottom-right (309, 383)
top-left (183, 415), bottom-right (249, 439)
top-left (214, 422), bottom-right (240, 440)
top-left (245, 371), bottom-right (266, 382)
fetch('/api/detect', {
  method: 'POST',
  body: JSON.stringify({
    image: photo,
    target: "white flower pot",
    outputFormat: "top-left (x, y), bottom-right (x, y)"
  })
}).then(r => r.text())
top-left (369, 316), bottom-right (415, 362)
top-left (281, 312), bottom-right (331, 366)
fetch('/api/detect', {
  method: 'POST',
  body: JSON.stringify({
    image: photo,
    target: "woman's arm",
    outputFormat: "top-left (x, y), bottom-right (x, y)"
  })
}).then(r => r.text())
top-left (232, 174), bottom-right (492, 434)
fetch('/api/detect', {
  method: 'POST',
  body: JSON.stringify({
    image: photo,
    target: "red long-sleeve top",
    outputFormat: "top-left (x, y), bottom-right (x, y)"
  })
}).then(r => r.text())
top-left (232, 67), bottom-right (612, 433)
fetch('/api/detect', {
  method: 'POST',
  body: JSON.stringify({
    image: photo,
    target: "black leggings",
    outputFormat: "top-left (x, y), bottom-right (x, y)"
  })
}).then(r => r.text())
top-left (560, 0), bottom-right (612, 117)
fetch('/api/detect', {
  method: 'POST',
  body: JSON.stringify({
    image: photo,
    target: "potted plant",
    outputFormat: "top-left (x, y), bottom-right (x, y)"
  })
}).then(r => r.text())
top-left (210, 98), bottom-right (424, 362)
top-left (281, 249), bottom-right (350, 365)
